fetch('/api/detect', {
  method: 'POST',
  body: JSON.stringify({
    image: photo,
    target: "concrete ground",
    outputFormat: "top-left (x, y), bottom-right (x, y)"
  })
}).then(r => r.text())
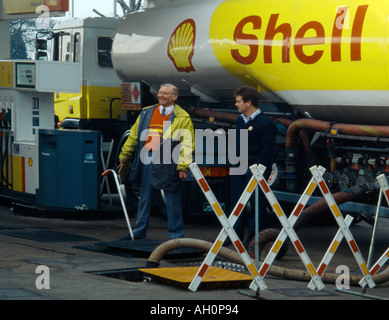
top-left (0, 200), bottom-right (388, 307)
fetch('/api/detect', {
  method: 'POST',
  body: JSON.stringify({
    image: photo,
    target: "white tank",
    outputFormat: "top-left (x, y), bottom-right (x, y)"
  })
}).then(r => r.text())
top-left (112, 0), bottom-right (243, 102)
top-left (112, 0), bottom-right (389, 124)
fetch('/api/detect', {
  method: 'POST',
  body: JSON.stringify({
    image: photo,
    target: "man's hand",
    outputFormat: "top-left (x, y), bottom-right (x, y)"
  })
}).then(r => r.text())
top-left (116, 159), bottom-right (126, 170)
top-left (178, 170), bottom-right (188, 180)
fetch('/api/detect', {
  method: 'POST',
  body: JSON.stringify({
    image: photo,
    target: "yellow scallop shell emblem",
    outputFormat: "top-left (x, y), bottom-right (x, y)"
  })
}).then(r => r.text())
top-left (168, 19), bottom-right (196, 73)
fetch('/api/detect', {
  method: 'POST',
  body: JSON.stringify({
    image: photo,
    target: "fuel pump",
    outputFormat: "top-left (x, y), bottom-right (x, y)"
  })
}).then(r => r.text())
top-left (0, 60), bottom-right (80, 204)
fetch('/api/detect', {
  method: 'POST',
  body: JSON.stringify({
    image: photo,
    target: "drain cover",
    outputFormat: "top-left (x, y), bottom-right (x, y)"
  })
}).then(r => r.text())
top-left (140, 266), bottom-right (253, 289)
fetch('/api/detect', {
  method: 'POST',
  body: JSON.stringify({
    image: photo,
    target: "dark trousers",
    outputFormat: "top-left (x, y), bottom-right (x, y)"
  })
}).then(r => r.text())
top-left (133, 161), bottom-right (184, 239)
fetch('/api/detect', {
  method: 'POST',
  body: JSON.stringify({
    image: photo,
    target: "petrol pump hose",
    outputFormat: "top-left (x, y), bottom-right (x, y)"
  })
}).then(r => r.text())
top-left (146, 238), bottom-right (389, 286)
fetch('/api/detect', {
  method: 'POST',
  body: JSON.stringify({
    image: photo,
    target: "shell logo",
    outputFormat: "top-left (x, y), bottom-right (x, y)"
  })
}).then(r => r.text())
top-left (168, 19), bottom-right (196, 73)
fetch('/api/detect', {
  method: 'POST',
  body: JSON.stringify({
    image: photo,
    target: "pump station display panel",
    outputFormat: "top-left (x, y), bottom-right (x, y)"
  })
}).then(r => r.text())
top-left (15, 62), bottom-right (35, 88)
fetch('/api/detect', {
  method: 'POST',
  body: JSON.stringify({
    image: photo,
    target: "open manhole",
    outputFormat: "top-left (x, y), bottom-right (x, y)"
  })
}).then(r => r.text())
top-left (90, 268), bottom-right (149, 282)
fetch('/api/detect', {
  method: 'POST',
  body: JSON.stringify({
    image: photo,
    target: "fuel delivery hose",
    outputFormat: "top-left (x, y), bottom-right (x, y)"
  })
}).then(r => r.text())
top-left (292, 183), bottom-right (371, 231)
top-left (146, 238), bottom-right (389, 286)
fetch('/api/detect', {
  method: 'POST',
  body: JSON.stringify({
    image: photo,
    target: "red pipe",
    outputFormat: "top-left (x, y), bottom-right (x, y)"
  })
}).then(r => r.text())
top-left (286, 118), bottom-right (389, 148)
top-left (190, 106), bottom-right (239, 123)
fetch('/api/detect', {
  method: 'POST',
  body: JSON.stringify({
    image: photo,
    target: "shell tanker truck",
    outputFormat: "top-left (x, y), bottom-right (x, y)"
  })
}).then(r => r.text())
top-left (31, 0), bottom-right (389, 220)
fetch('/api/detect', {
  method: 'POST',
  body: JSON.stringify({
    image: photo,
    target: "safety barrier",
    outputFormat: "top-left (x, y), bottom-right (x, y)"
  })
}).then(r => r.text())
top-left (189, 162), bottom-right (388, 293)
top-left (307, 215), bottom-right (353, 289)
top-left (188, 163), bottom-right (267, 292)
top-left (249, 164), bottom-right (325, 291)
top-left (309, 166), bottom-right (375, 289)
top-left (370, 175), bottom-right (389, 278)
top-left (369, 248), bottom-right (389, 278)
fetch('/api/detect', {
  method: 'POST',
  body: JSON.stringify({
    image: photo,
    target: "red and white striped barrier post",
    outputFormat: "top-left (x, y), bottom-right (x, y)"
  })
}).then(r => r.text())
top-left (309, 166), bottom-right (375, 289)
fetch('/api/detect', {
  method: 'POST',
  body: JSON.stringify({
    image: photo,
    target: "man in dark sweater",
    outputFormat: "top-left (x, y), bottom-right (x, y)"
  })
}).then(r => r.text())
top-left (230, 86), bottom-right (277, 247)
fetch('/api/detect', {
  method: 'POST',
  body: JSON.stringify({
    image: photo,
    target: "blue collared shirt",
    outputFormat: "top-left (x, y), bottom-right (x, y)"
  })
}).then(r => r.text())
top-left (241, 109), bottom-right (261, 123)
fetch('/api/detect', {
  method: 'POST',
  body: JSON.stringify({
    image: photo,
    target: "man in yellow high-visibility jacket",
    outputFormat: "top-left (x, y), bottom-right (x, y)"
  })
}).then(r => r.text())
top-left (118, 83), bottom-right (195, 239)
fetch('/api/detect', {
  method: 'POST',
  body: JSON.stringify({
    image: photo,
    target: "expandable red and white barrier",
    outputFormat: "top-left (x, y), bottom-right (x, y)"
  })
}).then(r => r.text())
top-left (308, 214), bottom-right (353, 289)
top-left (188, 161), bottom-right (389, 293)
top-left (250, 166), bottom-right (326, 291)
top-left (369, 175), bottom-right (389, 279)
top-left (188, 163), bottom-right (267, 292)
top-left (249, 164), bottom-right (325, 291)
top-left (369, 248), bottom-right (389, 278)
top-left (309, 166), bottom-right (375, 289)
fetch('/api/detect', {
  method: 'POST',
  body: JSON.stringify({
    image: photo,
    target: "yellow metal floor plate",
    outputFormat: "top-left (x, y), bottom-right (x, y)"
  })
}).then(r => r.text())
top-left (140, 266), bottom-right (252, 289)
